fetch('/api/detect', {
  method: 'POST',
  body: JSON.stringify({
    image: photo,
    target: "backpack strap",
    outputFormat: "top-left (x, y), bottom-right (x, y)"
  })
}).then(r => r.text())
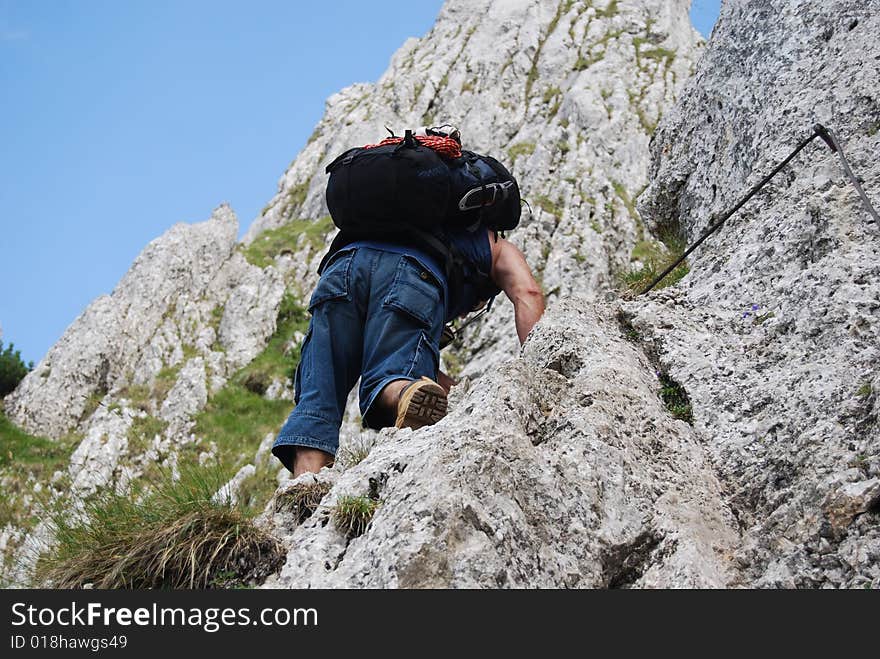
top-left (317, 232), bottom-right (356, 274)
top-left (402, 227), bottom-right (466, 299)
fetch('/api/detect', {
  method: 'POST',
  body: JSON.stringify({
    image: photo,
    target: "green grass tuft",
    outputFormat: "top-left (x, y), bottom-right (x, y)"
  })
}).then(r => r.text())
top-left (116, 351), bottom-right (195, 413)
top-left (0, 412), bottom-right (76, 473)
top-left (611, 180), bottom-right (640, 220)
top-left (753, 311), bottom-right (776, 325)
top-left (281, 181), bottom-right (309, 218)
top-left (573, 51), bottom-right (605, 71)
top-left (333, 495), bottom-right (380, 539)
top-left (595, 0), bottom-right (619, 19)
top-left (442, 346), bottom-right (465, 380)
top-left (80, 389), bottom-right (106, 422)
top-left (628, 90), bottom-right (658, 134)
top-left (126, 414), bottom-right (168, 455)
top-left (242, 215), bottom-right (334, 269)
top-left (616, 311), bottom-right (642, 344)
top-left (622, 234), bottom-right (689, 293)
top-left (535, 194), bottom-right (562, 218)
top-left (337, 435), bottom-right (376, 470)
top-left (0, 412), bottom-right (80, 533)
top-left (193, 385), bottom-right (290, 469)
top-left (856, 383), bottom-right (873, 398)
top-left (542, 86), bottom-right (561, 104)
top-left (658, 372), bottom-right (693, 424)
top-left (238, 292), bottom-right (309, 390)
top-left (640, 47), bottom-right (676, 66)
top-left (152, 363), bottom-right (182, 404)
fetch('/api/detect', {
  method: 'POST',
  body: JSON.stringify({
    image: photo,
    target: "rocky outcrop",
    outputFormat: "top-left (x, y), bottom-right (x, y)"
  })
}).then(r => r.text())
top-left (217, 262), bottom-right (285, 372)
top-left (246, 0), bottom-right (702, 378)
top-left (627, 0), bottom-right (880, 587)
top-left (264, 301), bottom-right (738, 588)
top-left (9, 0), bottom-right (876, 589)
top-left (5, 205), bottom-right (284, 439)
top-left (7, 0), bottom-right (698, 453)
top-left (259, 0), bottom-right (880, 589)
top-left (2, 205), bottom-right (289, 581)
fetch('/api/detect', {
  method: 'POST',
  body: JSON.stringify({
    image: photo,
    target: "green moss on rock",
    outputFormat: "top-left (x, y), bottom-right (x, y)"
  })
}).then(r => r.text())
top-left (508, 141), bottom-right (536, 164)
top-left (243, 215), bottom-right (334, 269)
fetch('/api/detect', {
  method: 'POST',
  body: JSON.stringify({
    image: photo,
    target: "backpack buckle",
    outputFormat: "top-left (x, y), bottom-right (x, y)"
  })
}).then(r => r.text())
top-left (457, 181), bottom-right (514, 211)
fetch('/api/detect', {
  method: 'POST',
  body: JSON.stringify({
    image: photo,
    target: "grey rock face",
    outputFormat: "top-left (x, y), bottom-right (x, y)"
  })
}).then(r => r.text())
top-left (4, 0), bottom-right (706, 587)
top-left (6, 296), bottom-right (122, 439)
top-left (6, 205), bottom-right (285, 440)
top-left (66, 404), bottom-right (136, 496)
top-left (2, 205), bottom-right (286, 581)
top-left (7, 205), bottom-right (231, 437)
top-left (265, 301), bottom-right (738, 588)
top-left (217, 256), bottom-right (285, 371)
top-left (11, 0), bottom-right (876, 589)
top-left (158, 357), bottom-right (208, 431)
top-left (253, 0), bottom-right (715, 589)
top-left (630, 0), bottom-right (880, 587)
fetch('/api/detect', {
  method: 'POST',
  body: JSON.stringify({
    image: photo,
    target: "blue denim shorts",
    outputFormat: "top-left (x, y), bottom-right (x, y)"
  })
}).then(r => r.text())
top-left (272, 246), bottom-right (446, 469)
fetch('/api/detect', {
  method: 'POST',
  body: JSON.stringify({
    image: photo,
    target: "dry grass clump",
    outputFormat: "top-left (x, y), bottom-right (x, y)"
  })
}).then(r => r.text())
top-left (273, 479), bottom-right (332, 525)
top-left (38, 466), bottom-right (284, 589)
top-left (336, 434), bottom-right (376, 470)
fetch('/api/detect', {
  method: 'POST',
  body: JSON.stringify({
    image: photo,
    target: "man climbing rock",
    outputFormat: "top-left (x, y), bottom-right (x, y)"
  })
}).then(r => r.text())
top-left (272, 127), bottom-right (544, 476)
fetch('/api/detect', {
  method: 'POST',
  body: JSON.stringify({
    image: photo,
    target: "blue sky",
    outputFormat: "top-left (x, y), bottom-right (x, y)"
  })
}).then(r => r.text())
top-left (0, 0), bottom-right (720, 365)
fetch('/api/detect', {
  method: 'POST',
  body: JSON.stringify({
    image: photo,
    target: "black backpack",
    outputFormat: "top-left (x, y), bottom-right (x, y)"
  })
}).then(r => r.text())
top-left (319, 130), bottom-right (520, 278)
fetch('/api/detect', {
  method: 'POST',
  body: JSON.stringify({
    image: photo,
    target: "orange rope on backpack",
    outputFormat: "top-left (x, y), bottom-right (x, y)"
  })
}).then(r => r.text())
top-left (362, 135), bottom-right (462, 159)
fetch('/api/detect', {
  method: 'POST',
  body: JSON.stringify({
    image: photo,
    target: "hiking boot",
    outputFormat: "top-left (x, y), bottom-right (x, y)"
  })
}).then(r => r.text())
top-left (395, 377), bottom-right (448, 429)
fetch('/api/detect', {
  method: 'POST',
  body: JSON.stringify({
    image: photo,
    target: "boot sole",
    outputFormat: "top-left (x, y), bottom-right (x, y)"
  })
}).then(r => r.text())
top-left (395, 381), bottom-right (448, 429)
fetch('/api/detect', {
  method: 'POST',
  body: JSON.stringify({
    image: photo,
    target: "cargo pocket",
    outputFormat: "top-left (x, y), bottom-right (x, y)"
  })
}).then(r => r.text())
top-left (309, 248), bottom-right (356, 310)
top-left (407, 330), bottom-right (441, 378)
top-left (383, 255), bottom-right (443, 329)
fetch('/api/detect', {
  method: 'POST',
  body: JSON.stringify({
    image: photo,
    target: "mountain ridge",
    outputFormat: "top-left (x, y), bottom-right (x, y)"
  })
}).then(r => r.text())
top-left (4, 0), bottom-right (877, 588)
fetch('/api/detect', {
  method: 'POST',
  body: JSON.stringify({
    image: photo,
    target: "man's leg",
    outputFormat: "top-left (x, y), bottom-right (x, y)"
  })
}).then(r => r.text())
top-left (272, 248), bottom-right (365, 474)
top-left (376, 380), bottom-right (410, 409)
top-left (358, 253), bottom-right (447, 429)
top-left (291, 448), bottom-right (333, 478)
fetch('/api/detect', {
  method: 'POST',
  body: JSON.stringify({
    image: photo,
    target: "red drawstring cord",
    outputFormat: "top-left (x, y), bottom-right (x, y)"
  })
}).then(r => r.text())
top-left (362, 135), bottom-right (462, 159)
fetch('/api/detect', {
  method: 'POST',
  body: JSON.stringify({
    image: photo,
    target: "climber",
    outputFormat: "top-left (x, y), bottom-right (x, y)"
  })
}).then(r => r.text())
top-left (271, 126), bottom-right (545, 477)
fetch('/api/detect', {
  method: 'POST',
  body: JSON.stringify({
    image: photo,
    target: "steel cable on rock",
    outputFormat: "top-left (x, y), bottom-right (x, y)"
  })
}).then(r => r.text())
top-left (640, 124), bottom-right (879, 295)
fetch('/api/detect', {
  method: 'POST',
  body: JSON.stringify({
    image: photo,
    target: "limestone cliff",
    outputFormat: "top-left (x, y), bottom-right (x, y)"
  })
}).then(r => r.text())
top-left (627, 0), bottom-right (880, 587)
top-left (262, 0), bottom-right (880, 588)
top-left (3, 0), bottom-right (877, 588)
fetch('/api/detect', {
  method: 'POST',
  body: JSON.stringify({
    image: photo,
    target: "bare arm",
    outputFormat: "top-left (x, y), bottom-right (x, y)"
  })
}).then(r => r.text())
top-left (489, 233), bottom-right (545, 344)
